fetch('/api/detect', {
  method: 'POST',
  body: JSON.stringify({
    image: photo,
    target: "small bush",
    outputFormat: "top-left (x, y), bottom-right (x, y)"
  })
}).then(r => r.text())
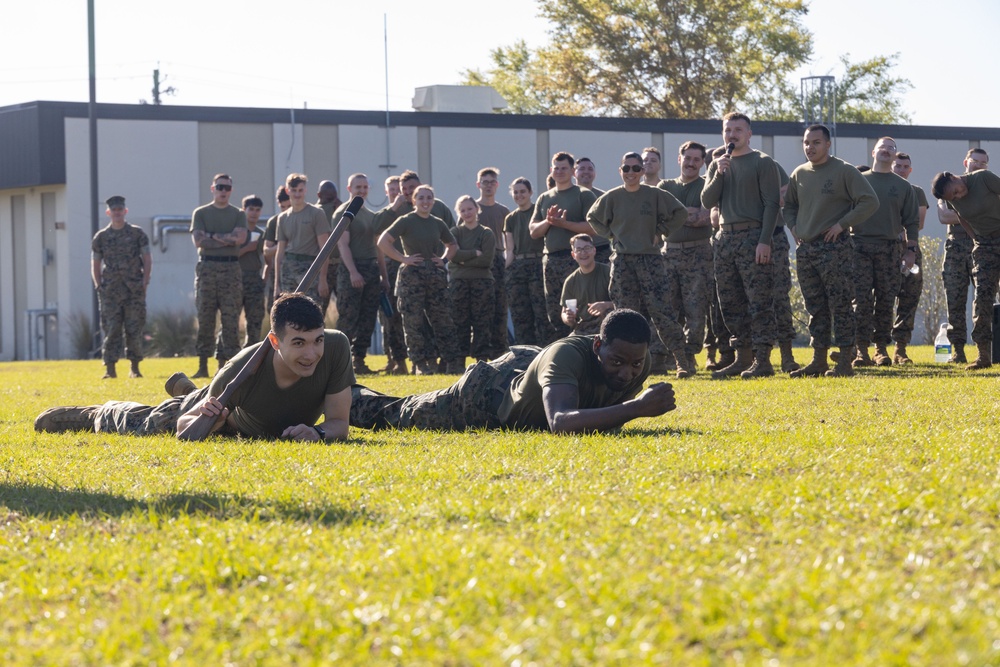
top-left (66, 310), bottom-right (99, 359)
top-left (146, 309), bottom-right (197, 357)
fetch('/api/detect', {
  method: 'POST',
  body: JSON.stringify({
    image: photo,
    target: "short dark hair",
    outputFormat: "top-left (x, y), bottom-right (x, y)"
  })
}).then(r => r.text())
top-left (641, 147), bottom-right (661, 160)
top-left (477, 167), bottom-right (499, 180)
top-left (510, 177), bottom-right (533, 193)
top-left (894, 152), bottom-right (911, 162)
top-left (276, 186), bottom-right (289, 202)
top-left (805, 124), bottom-right (831, 141)
top-left (931, 172), bottom-right (957, 200)
top-left (600, 308), bottom-right (651, 346)
top-left (552, 152), bottom-right (575, 168)
top-left (286, 173), bottom-right (308, 188)
top-left (570, 233), bottom-right (594, 247)
top-left (679, 141), bottom-right (707, 158)
top-left (212, 173), bottom-right (232, 183)
top-left (400, 170), bottom-right (421, 184)
top-left (622, 151), bottom-right (642, 162)
top-left (967, 148), bottom-right (989, 161)
top-left (271, 293), bottom-right (324, 338)
top-left (723, 112), bottom-right (751, 127)
top-left (242, 195), bottom-right (263, 208)
top-left (577, 157), bottom-right (594, 166)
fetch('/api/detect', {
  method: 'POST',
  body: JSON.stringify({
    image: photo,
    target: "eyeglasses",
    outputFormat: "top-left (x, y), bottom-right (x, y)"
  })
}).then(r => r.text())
top-left (572, 245), bottom-right (595, 252)
top-left (214, 184), bottom-right (232, 191)
top-left (620, 165), bottom-right (643, 173)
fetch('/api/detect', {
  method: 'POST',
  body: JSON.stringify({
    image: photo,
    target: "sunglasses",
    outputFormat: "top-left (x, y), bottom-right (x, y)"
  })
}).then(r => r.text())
top-left (620, 165), bottom-right (643, 173)
top-left (214, 184), bottom-right (233, 191)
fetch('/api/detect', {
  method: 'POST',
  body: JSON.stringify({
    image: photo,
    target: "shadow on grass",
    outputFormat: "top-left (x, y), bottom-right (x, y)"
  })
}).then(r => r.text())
top-left (0, 484), bottom-right (376, 526)
top-left (622, 426), bottom-right (704, 437)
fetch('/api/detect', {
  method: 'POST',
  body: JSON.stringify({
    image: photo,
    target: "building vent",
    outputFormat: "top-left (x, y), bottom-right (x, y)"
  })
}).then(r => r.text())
top-left (412, 85), bottom-right (508, 113)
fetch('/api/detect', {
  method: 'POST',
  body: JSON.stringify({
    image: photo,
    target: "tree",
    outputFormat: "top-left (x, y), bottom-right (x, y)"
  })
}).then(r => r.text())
top-left (463, 0), bottom-right (812, 119)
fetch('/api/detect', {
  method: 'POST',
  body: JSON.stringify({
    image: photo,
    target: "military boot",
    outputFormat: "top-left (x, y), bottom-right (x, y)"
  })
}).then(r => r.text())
top-left (825, 345), bottom-right (856, 377)
top-left (353, 357), bottom-right (375, 375)
top-left (779, 341), bottom-right (800, 373)
top-left (712, 348), bottom-right (735, 372)
top-left (192, 356), bottom-right (210, 379)
top-left (382, 358), bottom-right (397, 374)
top-left (446, 359), bottom-right (467, 374)
top-left (852, 345), bottom-right (875, 367)
top-left (650, 353), bottom-right (675, 375)
top-left (392, 359), bottom-right (409, 376)
top-left (129, 360), bottom-right (143, 378)
top-left (165, 372), bottom-right (198, 397)
top-left (103, 362), bottom-right (117, 379)
top-left (415, 360), bottom-right (436, 376)
top-left (873, 344), bottom-right (892, 367)
top-left (704, 346), bottom-right (718, 371)
top-left (674, 351), bottom-right (697, 379)
top-left (34, 405), bottom-right (100, 433)
top-left (949, 343), bottom-right (966, 364)
top-left (217, 357), bottom-right (229, 374)
top-left (790, 347), bottom-right (829, 378)
top-left (711, 346), bottom-right (753, 379)
top-left (966, 341), bottom-right (992, 370)
top-left (894, 343), bottom-right (913, 365)
top-left (741, 346), bottom-right (775, 379)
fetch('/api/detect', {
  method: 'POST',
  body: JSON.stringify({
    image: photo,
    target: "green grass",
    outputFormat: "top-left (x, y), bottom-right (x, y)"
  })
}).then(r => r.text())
top-left (3, 350), bottom-right (1000, 665)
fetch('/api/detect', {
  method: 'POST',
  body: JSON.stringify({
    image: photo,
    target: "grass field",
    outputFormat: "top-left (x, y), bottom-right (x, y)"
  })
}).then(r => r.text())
top-left (3, 349), bottom-right (1000, 665)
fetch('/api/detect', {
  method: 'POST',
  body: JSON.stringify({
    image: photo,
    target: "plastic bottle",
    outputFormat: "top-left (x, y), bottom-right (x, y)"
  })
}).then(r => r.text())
top-left (934, 323), bottom-right (952, 363)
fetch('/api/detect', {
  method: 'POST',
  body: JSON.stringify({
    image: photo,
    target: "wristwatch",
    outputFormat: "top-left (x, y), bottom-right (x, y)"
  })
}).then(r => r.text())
top-left (313, 425), bottom-right (326, 440)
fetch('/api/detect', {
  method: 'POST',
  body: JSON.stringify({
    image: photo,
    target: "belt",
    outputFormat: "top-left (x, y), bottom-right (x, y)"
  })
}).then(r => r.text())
top-left (286, 252), bottom-right (316, 262)
top-left (665, 238), bottom-right (712, 250)
top-left (977, 228), bottom-right (1000, 240)
top-left (804, 232), bottom-right (849, 244)
top-left (851, 237), bottom-right (899, 245)
top-left (515, 252), bottom-right (543, 260)
top-left (721, 221), bottom-right (762, 232)
top-left (949, 228), bottom-right (970, 239)
top-left (200, 255), bottom-right (239, 263)
top-left (546, 249), bottom-right (572, 257)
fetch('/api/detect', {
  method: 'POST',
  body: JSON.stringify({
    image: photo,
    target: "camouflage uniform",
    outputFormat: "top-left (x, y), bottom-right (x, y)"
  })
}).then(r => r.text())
top-left (92, 223), bottom-right (149, 365)
top-left (713, 228), bottom-right (776, 348)
top-left (704, 234), bottom-right (734, 354)
top-left (852, 240), bottom-right (902, 347)
top-left (451, 278), bottom-right (495, 360)
top-left (195, 261), bottom-right (244, 360)
top-left (349, 346), bottom-right (540, 430)
top-left (239, 232), bottom-right (265, 346)
top-left (970, 237), bottom-right (1000, 346)
top-left (505, 257), bottom-right (551, 345)
top-left (396, 263), bottom-right (459, 365)
top-left (378, 258), bottom-right (408, 363)
top-left (280, 254), bottom-right (324, 306)
top-left (772, 228), bottom-right (797, 345)
top-left (95, 389), bottom-right (205, 436)
top-left (489, 254), bottom-right (509, 356)
top-left (662, 242), bottom-right (712, 355)
top-left (543, 253), bottom-right (578, 341)
top-left (796, 236), bottom-right (857, 348)
top-left (942, 233), bottom-right (974, 346)
top-left (609, 254), bottom-right (685, 354)
top-left (892, 243), bottom-right (923, 345)
top-left (336, 260), bottom-right (382, 361)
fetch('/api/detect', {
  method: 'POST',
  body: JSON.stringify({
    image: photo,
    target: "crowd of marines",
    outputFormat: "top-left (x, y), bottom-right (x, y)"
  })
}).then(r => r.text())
top-left (92, 112), bottom-right (995, 383)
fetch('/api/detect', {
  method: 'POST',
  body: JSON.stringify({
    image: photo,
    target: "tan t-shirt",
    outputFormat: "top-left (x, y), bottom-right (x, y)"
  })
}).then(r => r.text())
top-left (276, 204), bottom-right (332, 256)
top-left (190, 204), bottom-right (247, 258)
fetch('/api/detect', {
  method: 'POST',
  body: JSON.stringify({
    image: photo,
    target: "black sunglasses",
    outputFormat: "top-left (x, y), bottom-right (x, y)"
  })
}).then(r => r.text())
top-left (620, 165), bottom-right (643, 173)
top-left (214, 184), bottom-right (232, 191)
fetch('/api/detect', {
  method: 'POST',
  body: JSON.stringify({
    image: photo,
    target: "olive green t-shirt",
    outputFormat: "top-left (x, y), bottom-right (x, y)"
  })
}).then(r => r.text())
top-left (658, 177), bottom-right (711, 243)
top-left (449, 224), bottom-right (496, 280)
top-left (560, 262), bottom-right (611, 334)
top-left (854, 171), bottom-right (920, 242)
top-left (238, 225), bottom-right (264, 274)
top-left (913, 184), bottom-right (929, 209)
top-left (497, 334), bottom-right (651, 430)
top-left (944, 170), bottom-right (1000, 237)
top-left (399, 199), bottom-right (456, 227)
top-left (531, 185), bottom-right (598, 253)
top-left (587, 185), bottom-right (687, 254)
top-left (477, 201), bottom-right (510, 252)
top-left (583, 186), bottom-right (611, 248)
top-left (504, 208), bottom-right (546, 256)
top-left (276, 204), bottom-right (332, 256)
top-left (190, 203), bottom-right (248, 258)
top-left (334, 202), bottom-right (400, 262)
top-left (783, 156), bottom-right (879, 243)
top-left (701, 150), bottom-right (781, 245)
top-left (209, 329), bottom-right (355, 438)
top-left (384, 212), bottom-right (456, 263)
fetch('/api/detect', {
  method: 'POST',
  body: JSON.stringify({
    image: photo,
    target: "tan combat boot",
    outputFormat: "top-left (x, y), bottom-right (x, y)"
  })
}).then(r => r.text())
top-left (711, 346), bottom-right (753, 379)
top-left (741, 346), bottom-right (775, 379)
top-left (391, 359), bottom-right (409, 376)
top-left (103, 362), bottom-right (117, 379)
top-left (192, 356), bottom-right (210, 379)
top-left (34, 405), bottom-right (100, 433)
top-left (129, 360), bottom-right (142, 378)
top-left (872, 344), bottom-right (892, 367)
top-left (966, 341), bottom-right (992, 370)
top-left (779, 341), bottom-right (799, 373)
top-left (790, 347), bottom-right (829, 378)
top-left (893, 343), bottom-right (913, 365)
top-left (852, 345), bottom-right (875, 367)
top-left (165, 372), bottom-right (198, 397)
top-left (826, 345), bottom-right (856, 377)
top-left (674, 351), bottom-right (697, 379)
top-left (949, 343), bottom-right (966, 364)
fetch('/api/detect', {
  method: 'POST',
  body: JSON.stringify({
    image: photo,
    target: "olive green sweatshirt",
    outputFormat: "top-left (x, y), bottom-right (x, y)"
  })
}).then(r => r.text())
top-left (783, 156), bottom-right (879, 243)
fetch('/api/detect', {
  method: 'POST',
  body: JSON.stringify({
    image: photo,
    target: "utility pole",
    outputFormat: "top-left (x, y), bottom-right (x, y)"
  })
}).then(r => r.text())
top-left (151, 66), bottom-right (176, 105)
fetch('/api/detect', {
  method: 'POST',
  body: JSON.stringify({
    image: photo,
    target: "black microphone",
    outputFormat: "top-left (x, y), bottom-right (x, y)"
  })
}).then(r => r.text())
top-left (725, 142), bottom-right (735, 157)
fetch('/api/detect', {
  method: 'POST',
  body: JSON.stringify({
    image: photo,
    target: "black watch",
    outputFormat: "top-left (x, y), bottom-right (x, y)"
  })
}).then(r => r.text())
top-left (313, 425), bottom-right (326, 440)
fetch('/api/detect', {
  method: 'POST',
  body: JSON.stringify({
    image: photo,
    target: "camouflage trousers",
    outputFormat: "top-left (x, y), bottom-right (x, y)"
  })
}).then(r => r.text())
top-left (892, 244), bottom-right (923, 345)
top-left (241, 267), bottom-right (266, 346)
top-left (772, 229), bottom-right (797, 344)
top-left (396, 263), bottom-right (459, 364)
top-left (349, 346), bottom-right (540, 431)
top-left (195, 261), bottom-right (243, 360)
top-left (970, 238), bottom-right (1000, 344)
top-left (336, 260), bottom-right (382, 360)
top-left (378, 260), bottom-right (408, 362)
top-left (704, 236), bottom-right (733, 352)
top-left (594, 244), bottom-right (613, 265)
top-left (610, 253), bottom-right (684, 355)
top-left (942, 236), bottom-right (974, 345)
top-left (451, 277), bottom-right (495, 361)
top-left (98, 280), bottom-right (146, 364)
top-left (714, 228), bottom-right (776, 349)
top-left (505, 257), bottom-right (553, 346)
top-left (543, 252), bottom-right (577, 341)
top-left (93, 386), bottom-right (208, 435)
top-left (796, 235), bottom-right (856, 349)
top-left (852, 239), bottom-right (902, 346)
top-left (322, 258), bottom-right (342, 322)
top-left (280, 254), bottom-right (325, 308)
top-left (663, 241), bottom-right (712, 355)
top-left (488, 254), bottom-right (510, 358)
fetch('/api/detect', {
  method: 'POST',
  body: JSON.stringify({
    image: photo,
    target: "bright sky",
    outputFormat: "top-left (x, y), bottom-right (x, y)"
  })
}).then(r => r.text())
top-left (1, 0), bottom-right (995, 128)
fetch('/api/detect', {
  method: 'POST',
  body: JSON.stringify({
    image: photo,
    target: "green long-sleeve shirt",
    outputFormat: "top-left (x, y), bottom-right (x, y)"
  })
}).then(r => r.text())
top-left (587, 185), bottom-right (687, 254)
top-left (945, 170), bottom-right (1000, 237)
top-left (658, 177), bottom-right (711, 243)
top-left (853, 171), bottom-right (919, 242)
top-left (701, 150), bottom-right (781, 245)
top-left (783, 156), bottom-right (879, 243)
top-left (449, 223), bottom-right (495, 280)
